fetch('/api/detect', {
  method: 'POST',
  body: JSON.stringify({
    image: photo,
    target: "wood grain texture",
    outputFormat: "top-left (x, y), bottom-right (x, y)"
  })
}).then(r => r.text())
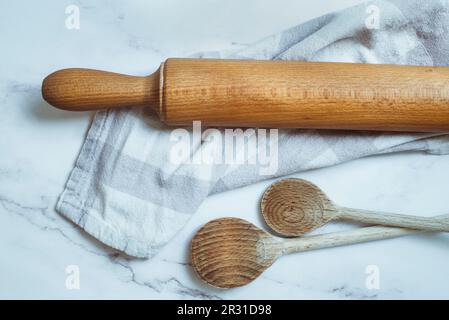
top-left (190, 217), bottom-right (277, 289)
top-left (42, 68), bottom-right (160, 111)
top-left (261, 178), bottom-right (334, 236)
top-left (261, 178), bottom-right (449, 237)
top-left (42, 58), bottom-right (449, 131)
top-left (337, 207), bottom-right (449, 231)
top-left (190, 217), bottom-right (425, 288)
top-left (162, 58), bottom-right (449, 131)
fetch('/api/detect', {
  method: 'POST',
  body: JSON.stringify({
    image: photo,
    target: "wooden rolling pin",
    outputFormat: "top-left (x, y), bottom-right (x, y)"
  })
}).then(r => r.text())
top-left (42, 58), bottom-right (449, 131)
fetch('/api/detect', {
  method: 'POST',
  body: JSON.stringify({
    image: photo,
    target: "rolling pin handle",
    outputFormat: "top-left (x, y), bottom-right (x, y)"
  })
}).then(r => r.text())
top-left (41, 68), bottom-right (161, 112)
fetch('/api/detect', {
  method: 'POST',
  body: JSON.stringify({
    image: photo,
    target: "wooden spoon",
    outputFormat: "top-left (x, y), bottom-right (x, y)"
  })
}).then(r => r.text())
top-left (261, 178), bottom-right (449, 237)
top-left (190, 217), bottom-right (426, 288)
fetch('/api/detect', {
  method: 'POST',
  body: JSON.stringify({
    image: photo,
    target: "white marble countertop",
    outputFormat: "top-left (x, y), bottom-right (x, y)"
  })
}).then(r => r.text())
top-left (1, 0), bottom-right (449, 299)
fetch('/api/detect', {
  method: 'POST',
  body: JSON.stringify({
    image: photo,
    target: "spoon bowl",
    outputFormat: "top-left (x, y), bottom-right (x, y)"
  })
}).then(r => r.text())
top-left (261, 178), bottom-right (334, 236)
top-left (190, 217), bottom-right (279, 289)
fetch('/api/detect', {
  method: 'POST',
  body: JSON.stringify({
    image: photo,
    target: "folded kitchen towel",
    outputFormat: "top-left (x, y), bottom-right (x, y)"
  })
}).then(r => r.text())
top-left (57, 0), bottom-right (449, 258)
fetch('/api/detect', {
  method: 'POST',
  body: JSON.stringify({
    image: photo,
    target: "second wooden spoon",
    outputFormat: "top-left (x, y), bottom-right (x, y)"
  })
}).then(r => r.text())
top-left (191, 217), bottom-right (428, 288)
top-left (261, 178), bottom-right (449, 236)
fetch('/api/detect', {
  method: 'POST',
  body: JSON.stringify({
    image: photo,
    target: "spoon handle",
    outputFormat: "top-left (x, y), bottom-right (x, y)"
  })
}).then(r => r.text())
top-left (281, 225), bottom-right (419, 255)
top-left (336, 207), bottom-right (449, 232)
top-left (281, 213), bottom-right (449, 254)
